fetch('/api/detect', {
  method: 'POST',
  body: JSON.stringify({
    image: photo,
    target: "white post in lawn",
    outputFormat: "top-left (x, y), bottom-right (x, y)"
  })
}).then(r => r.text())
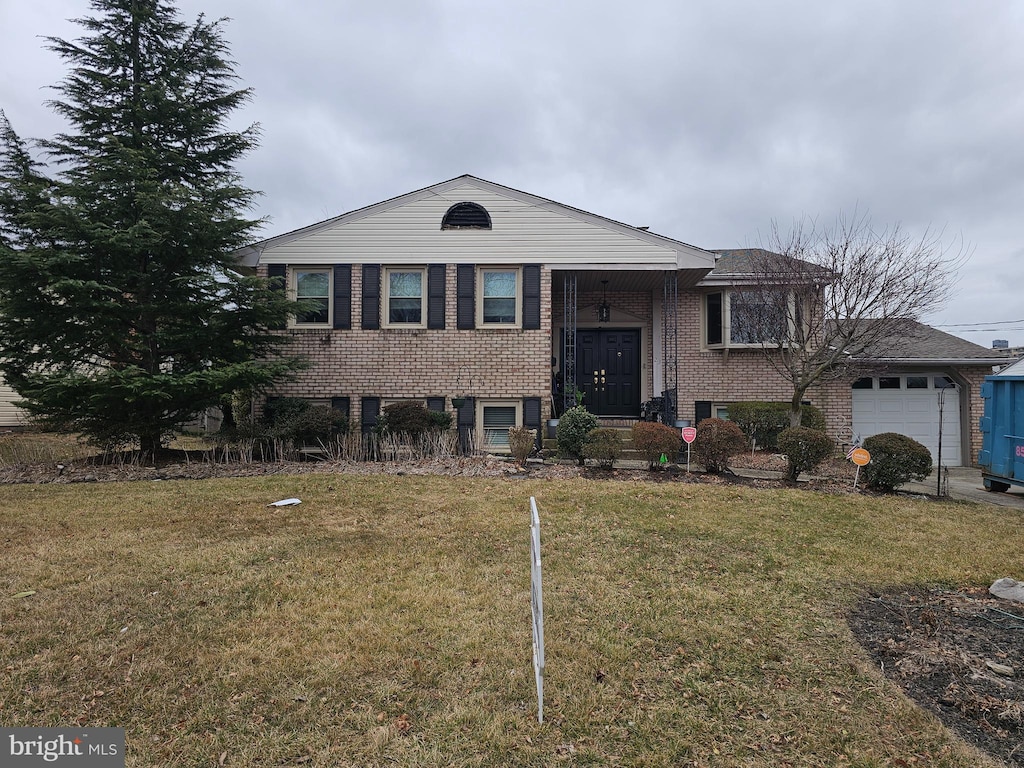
top-left (529, 496), bottom-right (545, 724)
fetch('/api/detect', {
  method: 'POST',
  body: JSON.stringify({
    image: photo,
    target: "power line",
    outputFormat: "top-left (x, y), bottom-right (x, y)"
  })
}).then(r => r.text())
top-left (935, 319), bottom-right (1024, 328)
top-left (949, 327), bottom-right (1024, 334)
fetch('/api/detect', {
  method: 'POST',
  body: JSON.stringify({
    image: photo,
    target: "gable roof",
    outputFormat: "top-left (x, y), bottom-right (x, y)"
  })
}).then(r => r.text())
top-left (701, 248), bottom-right (832, 286)
top-left (710, 249), bottom-right (777, 274)
top-left (236, 175), bottom-right (717, 272)
top-left (845, 319), bottom-right (1008, 365)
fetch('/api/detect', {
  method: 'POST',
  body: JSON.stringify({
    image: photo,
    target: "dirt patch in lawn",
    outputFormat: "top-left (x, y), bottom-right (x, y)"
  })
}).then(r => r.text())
top-left (850, 586), bottom-right (1024, 766)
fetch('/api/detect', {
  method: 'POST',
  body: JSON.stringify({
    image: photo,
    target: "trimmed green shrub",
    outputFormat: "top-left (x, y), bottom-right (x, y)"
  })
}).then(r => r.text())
top-left (861, 432), bottom-right (933, 491)
top-left (729, 401), bottom-right (826, 450)
top-left (583, 428), bottom-right (624, 469)
top-left (556, 406), bottom-right (599, 465)
top-left (427, 409), bottom-right (453, 432)
top-left (508, 426), bottom-right (536, 466)
top-left (631, 422), bottom-right (683, 469)
top-left (376, 401), bottom-right (446, 436)
top-left (777, 426), bottom-right (834, 481)
top-left (692, 418), bottom-right (746, 474)
top-left (263, 397), bottom-right (348, 449)
top-left (800, 405), bottom-right (827, 433)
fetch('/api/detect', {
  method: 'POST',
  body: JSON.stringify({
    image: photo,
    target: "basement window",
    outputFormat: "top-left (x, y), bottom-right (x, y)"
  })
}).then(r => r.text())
top-left (478, 400), bottom-right (521, 452)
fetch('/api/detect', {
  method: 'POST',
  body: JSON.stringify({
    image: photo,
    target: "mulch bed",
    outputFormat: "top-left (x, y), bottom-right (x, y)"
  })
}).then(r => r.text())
top-left (0, 450), bottom-right (863, 491)
top-left (850, 587), bottom-right (1024, 766)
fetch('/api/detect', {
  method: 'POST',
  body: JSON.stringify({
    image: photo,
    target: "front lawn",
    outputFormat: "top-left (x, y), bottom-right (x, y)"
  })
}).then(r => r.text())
top-left (0, 475), bottom-right (1017, 766)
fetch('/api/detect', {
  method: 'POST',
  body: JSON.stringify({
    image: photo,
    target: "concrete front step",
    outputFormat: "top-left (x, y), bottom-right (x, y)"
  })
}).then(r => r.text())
top-left (544, 421), bottom-right (647, 458)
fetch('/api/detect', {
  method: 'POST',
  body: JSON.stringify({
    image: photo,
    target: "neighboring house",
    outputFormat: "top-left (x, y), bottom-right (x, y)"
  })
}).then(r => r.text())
top-left (997, 356), bottom-right (1024, 376)
top-left (235, 175), bottom-right (1000, 465)
top-left (0, 377), bottom-right (26, 428)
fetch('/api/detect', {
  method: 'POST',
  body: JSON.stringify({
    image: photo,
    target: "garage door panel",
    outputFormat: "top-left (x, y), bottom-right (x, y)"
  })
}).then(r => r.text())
top-left (852, 376), bottom-right (961, 466)
top-left (905, 399), bottom-right (933, 414)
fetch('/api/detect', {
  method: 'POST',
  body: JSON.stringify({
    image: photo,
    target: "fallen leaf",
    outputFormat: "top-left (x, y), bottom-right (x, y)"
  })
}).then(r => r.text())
top-left (394, 713), bottom-right (412, 734)
top-left (12, 590), bottom-right (36, 599)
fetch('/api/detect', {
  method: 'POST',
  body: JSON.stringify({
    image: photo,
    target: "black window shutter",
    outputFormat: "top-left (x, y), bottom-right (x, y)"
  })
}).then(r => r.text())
top-left (426, 396), bottom-right (445, 412)
top-left (264, 396), bottom-right (281, 422)
top-left (267, 264), bottom-right (287, 287)
top-left (427, 264), bottom-right (446, 329)
top-left (333, 265), bottom-right (352, 330)
top-left (266, 265), bottom-right (287, 330)
top-left (695, 401), bottom-right (712, 424)
top-left (457, 396), bottom-right (475, 452)
top-left (361, 265), bottom-right (381, 329)
top-left (457, 264), bottom-right (475, 329)
top-left (360, 397), bottom-right (380, 435)
top-left (523, 397), bottom-right (541, 449)
top-left (330, 397), bottom-right (350, 420)
top-left (522, 265), bottom-right (541, 330)
top-left (705, 292), bottom-right (723, 345)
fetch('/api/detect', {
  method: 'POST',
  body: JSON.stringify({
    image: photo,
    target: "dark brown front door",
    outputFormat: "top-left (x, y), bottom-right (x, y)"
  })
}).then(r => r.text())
top-left (576, 329), bottom-right (640, 417)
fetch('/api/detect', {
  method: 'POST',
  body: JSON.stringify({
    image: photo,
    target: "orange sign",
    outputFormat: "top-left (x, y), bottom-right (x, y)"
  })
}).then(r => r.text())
top-left (850, 447), bottom-right (871, 466)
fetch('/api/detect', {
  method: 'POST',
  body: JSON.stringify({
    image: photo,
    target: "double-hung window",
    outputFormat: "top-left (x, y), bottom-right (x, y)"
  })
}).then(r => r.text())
top-left (385, 268), bottom-right (425, 327)
top-left (478, 268), bottom-right (520, 327)
top-left (293, 268), bottom-right (331, 326)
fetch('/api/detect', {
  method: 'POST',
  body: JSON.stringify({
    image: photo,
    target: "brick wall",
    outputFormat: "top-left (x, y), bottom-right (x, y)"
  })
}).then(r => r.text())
top-left (261, 265), bottom-right (551, 426)
top-left (258, 264), bottom-right (988, 464)
top-left (953, 365), bottom-right (990, 466)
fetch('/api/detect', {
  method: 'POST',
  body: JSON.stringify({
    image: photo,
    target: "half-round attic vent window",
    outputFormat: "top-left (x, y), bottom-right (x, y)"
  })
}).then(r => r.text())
top-left (441, 202), bottom-right (491, 230)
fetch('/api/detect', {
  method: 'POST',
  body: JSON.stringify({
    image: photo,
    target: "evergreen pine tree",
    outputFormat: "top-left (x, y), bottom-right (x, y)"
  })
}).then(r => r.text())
top-left (0, 0), bottom-right (303, 456)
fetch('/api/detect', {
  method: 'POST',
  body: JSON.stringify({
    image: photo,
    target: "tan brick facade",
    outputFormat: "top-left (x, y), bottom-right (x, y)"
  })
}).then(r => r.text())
top-left (262, 265), bottom-right (551, 428)
top-left (260, 263), bottom-right (988, 465)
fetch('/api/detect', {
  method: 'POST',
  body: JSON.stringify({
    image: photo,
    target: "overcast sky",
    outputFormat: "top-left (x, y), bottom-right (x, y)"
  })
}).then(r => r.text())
top-left (2, 0), bottom-right (1022, 346)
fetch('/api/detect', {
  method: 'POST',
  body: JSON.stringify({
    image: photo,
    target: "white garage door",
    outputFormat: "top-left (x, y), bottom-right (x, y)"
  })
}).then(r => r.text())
top-left (852, 374), bottom-right (961, 466)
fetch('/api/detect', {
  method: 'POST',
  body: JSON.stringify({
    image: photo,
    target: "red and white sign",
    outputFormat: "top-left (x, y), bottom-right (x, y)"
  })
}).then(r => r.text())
top-left (681, 426), bottom-right (697, 444)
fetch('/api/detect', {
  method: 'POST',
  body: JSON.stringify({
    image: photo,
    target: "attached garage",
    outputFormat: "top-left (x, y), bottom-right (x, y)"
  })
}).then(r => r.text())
top-left (852, 373), bottom-right (962, 466)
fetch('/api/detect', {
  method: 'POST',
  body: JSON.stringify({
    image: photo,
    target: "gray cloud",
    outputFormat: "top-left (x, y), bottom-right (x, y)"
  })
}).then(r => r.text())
top-left (3, 0), bottom-right (1022, 343)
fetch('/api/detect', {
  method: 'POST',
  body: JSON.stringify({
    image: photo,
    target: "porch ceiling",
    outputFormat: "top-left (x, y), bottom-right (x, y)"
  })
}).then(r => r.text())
top-left (552, 269), bottom-right (707, 293)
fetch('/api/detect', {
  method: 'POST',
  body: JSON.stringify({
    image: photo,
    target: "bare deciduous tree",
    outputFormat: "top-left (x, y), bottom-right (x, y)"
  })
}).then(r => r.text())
top-left (740, 211), bottom-right (967, 427)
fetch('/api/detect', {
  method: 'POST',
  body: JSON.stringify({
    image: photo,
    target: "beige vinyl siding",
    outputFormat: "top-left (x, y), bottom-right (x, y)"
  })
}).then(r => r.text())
top-left (257, 180), bottom-right (698, 269)
top-left (0, 378), bottom-right (26, 427)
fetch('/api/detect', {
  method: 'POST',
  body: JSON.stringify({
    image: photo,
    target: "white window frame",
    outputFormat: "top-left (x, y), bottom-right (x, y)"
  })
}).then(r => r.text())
top-left (384, 267), bottom-right (427, 329)
top-left (476, 267), bottom-right (522, 328)
top-left (703, 288), bottom-right (802, 349)
top-left (477, 399), bottom-right (522, 453)
top-left (289, 267), bottom-right (332, 328)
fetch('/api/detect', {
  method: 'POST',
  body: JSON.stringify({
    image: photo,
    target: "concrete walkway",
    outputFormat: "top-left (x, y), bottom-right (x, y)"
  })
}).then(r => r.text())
top-left (606, 459), bottom-right (1024, 509)
top-left (899, 466), bottom-right (1024, 509)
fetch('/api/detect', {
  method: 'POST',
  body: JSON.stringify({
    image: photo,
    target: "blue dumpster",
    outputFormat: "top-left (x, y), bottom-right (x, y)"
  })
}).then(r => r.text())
top-left (978, 372), bottom-right (1024, 492)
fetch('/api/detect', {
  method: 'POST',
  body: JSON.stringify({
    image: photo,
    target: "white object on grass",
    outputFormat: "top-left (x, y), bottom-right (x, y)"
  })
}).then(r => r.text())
top-left (530, 496), bottom-right (545, 724)
top-left (268, 498), bottom-right (301, 507)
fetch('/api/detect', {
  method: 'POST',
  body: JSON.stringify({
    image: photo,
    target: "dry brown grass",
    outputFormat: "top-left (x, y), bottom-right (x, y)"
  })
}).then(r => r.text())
top-left (0, 474), bottom-right (1018, 766)
top-left (0, 430), bottom-right (96, 465)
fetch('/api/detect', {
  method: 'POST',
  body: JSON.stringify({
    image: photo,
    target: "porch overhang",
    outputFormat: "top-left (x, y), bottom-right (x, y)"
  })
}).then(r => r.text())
top-left (550, 267), bottom-right (712, 293)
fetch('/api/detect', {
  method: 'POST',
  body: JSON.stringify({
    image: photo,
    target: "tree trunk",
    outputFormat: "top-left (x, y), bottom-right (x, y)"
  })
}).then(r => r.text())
top-left (139, 432), bottom-right (162, 462)
top-left (790, 390), bottom-right (805, 428)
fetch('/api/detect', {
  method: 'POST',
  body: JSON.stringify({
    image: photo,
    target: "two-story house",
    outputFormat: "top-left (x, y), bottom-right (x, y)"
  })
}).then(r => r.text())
top-left (236, 174), bottom-right (1002, 465)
